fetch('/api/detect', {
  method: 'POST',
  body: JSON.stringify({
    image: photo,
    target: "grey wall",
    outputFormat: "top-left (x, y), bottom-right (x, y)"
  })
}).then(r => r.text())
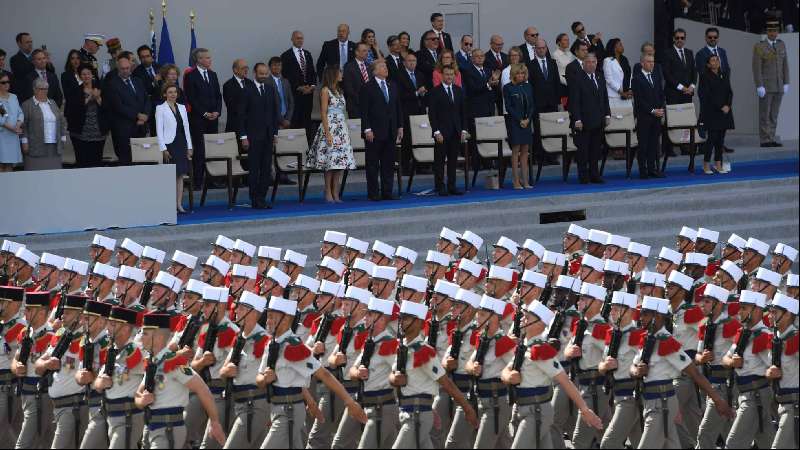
top-left (1, 0), bottom-right (652, 80)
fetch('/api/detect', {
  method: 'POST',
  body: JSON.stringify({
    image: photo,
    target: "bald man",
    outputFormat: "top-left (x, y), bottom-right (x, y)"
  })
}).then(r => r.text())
top-left (222, 58), bottom-right (253, 139)
top-left (281, 31), bottom-right (317, 133)
top-left (484, 34), bottom-right (508, 114)
top-left (317, 24), bottom-right (356, 77)
top-left (518, 27), bottom-right (540, 65)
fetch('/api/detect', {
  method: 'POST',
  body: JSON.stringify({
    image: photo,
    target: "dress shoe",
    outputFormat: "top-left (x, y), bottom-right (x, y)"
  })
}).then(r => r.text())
top-left (590, 177), bottom-right (605, 184)
top-left (448, 188), bottom-right (464, 196)
top-left (724, 146), bottom-right (735, 153)
top-left (437, 189), bottom-right (449, 197)
top-left (649, 171), bottom-right (666, 179)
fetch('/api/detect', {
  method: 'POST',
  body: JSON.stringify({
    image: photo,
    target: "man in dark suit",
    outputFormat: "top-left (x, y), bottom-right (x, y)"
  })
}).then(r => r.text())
top-left (222, 58), bottom-right (252, 137)
top-left (420, 13), bottom-right (453, 52)
top-left (10, 33), bottom-right (34, 94)
top-left (632, 54), bottom-right (666, 179)
top-left (104, 54), bottom-right (150, 165)
top-left (456, 35), bottom-right (474, 71)
top-left (184, 48), bottom-right (223, 186)
top-left (571, 21), bottom-right (605, 62)
top-left (428, 65), bottom-right (467, 196)
top-left (19, 49), bottom-right (62, 107)
top-left (565, 41), bottom-right (589, 85)
top-left (484, 34), bottom-right (508, 116)
top-left (395, 53), bottom-right (429, 173)
top-left (517, 27), bottom-right (540, 66)
top-left (342, 43), bottom-right (371, 119)
top-left (463, 49), bottom-right (498, 118)
top-left (568, 53), bottom-right (610, 184)
top-left (281, 31), bottom-right (316, 134)
top-left (132, 45), bottom-right (161, 136)
top-left (316, 24), bottom-right (356, 77)
top-left (267, 57), bottom-right (294, 129)
top-left (695, 27), bottom-right (730, 77)
top-left (385, 35), bottom-right (404, 82)
top-left (238, 63), bottom-right (280, 209)
top-left (416, 31), bottom-right (440, 91)
top-left (529, 38), bottom-right (561, 165)
top-left (360, 60), bottom-right (403, 201)
top-left (662, 28), bottom-right (696, 105)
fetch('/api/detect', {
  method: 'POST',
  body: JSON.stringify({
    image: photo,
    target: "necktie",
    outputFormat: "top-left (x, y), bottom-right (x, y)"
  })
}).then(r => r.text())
top-left (447, 85), bottom-right (454, 103)
top-left (202, 70), bottom-right (209, 84)
top-left (679, 49), bottom-right (685, 64)
top-left (340, 43), bottom-right (347, 68)
top-left (149, 66), bottom-right (155, 78)
top-left (647, 73), bottom-right (653, 87)
top-left (711, 48), bottom-right (717, 56)
top-left (438, 32), bottom-right (445, 50)
top-left (381, 80), bottom-right (389, 103)
top-left (409, 71), bottom-right (417, 89)
top-left (275, 79), bottom-right (286, 116)
top-left (432, 50), bottom-right (438, 61)
top-left (298, 49), bottom-right (306, 80)
top-left (39, 70), bottom-right (46, 79)
top-left (259, 84), bottom-right (265, 97)
top-left (541, 59), bottom-right (548, 78)
top-left (496, 53), bottom-right (502, 67)
top-left (359, 62), bottom-right (368, 83)
top-left (125, 78), bottom-right (136, 94)
top-left (479, 67), bottom-right (485, 79)
top-left (590, 74), bottom-right (597, 90)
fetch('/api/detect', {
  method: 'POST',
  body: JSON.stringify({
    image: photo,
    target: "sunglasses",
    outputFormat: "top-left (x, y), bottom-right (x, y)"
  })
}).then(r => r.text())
top-left (675, 36), bottom-right (686, 40)
top-left (0, 81), bottom-right (9, 85)
top-left (575, 28), bottom-right (585, 34)
top-left (464, 43), bottom-right (473, 46)
top-left (707, 36), bottom-right (718, 40)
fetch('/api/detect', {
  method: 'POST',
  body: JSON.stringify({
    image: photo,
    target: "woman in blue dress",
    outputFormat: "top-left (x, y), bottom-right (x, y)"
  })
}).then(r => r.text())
top-left (503, 63), bottom-right (535, 189)
top-left (0, 72), bottom-right (23, 172)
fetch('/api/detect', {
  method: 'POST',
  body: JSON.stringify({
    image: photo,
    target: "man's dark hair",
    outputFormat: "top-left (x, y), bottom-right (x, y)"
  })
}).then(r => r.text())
top-left (570, 40), bottom-right (589, 55)
top-left (15, 33), bottom-right (30, 43)
top-left (30, 48), bottom-right (45, 58)
top-left (673, 28), bottom-right (687, 37)
top-left (705, 27), bottom-right (720, 36)
top-left (117, 50), bottom-right (134, 62)
top-left (430, 13), bottom-right (443, 22)
top-left (268, 56), bottom-right (282, 66)
top-left (422, 30), bottom-right (436, 42)
top-left (253, 62), bottom-right (268, 72)
top-left (571, 22), bottom-right (583, 33)
top-left (0, 49), bottom-right (6, 58)
top-left (386, 35), bottom-right (399, 47)
top-left (136, 45), bottom-right (152, 58)
top-left (355, 42), bottom-right (369, 52)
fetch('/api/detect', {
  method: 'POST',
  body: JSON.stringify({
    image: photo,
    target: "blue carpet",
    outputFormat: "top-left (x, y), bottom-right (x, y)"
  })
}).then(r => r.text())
top-left (178, 158), bottom-right (799, 226)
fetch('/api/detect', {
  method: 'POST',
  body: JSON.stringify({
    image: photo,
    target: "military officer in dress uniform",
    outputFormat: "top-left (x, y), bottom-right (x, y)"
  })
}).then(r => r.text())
top-left (766, 293), bottom-right (799, 449)
top-left (135, 313), bottom-right (226, 449)
top-left (79, 34), bottom-right (103, 79)
top-left (753, 20), bottom-right (791, 147)
top-left (77, 300), bottom-right (113, 449)
top-left (443, 289), bottom-right (480, 448)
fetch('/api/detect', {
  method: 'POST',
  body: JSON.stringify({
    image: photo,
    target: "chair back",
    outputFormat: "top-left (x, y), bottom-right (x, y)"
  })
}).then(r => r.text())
top-left (605, 106), bottom-right (637, 148)
top-left (204, 132), bottom-right (246, 177)
top-left (665, 103), bottom-right (697, 128)
top-left (130, 137), bottom-right (163, 164)
top-left (346, 119), bottom-right (367, 167)
top-left (474, 116), bottom-right (507, 141)
top-left (409, 114), bottom-right (435, 146)
top-left (275, 128), bottom-right (308, 172)
top-left (539, 111), bottom-right (575, 153)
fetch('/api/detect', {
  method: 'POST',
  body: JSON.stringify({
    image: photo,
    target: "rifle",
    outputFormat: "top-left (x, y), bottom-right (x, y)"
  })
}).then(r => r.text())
top-left (569, 315), bottom-right (588, 382)
top-left (199, 310), bottom-right (221, 382)
top-left (140, 279), bottom-right (154, 309)
top-left (15, 329), bottom-right (33, 396)
top-left (177, 312), bottom-right (203, 349)
top-left (37, 321), bottom-right (80, 391)
top-left (508, 332), bottom-right (527, 405)
top-left (336, 319), bottom-right (354, 381)
top-left (770, 321), bottom-right (782, 397)
top-left (511, 263), bottom-right (525, 338)
top-left (313, 314), bottom-right (334, 360)
top-left (424, 272), bottom-right (439, 348)
top-left (143, 353), bottom-right (157, 424)
top-left (395, 318), bottom-right (408, 400)
top-left (603, 320), bottom-right (623, 394)
top-left (701, 309), bottom-right (718, 379)
top-left (640, 320), bottom-right (658, 366)
top-left (356, 333), bottom-right (376, 404)
top-left (82, 326), bottom-right (95, 403)
top-left (101, 343), bottom-right (118, 418)
top-left (470, 329), bottom-right (491, 405)
top-left (264, 338), bottom-right (280, 403)
top-left (54, 284), bottom-right (69, 320)
top-left (224, 333), bottom-right (247, 432)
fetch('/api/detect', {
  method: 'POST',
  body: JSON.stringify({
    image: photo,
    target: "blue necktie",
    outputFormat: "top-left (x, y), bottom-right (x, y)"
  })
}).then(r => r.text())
top-left (275, 78), bottom-right (286, 116)
top-left (381, 80), bottom-right (389, 103)
top-left (125, 78), bottom-right (136, 94)
top-left (409, 71), bottom-right (417, 89)
top-left (339, 43), bottom-right (347, 69)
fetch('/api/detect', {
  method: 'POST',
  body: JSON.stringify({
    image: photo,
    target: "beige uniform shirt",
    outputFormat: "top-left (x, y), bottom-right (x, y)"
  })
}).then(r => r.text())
top-left (194, 317), bottom-right (240, 380)
top-left (260, 330), bottom-right (321, 389)
top-left (229, 324), bottom-right (268, 387)
top-left (21, 323), bottom-right (54, 377)
top-left (445, 322), bottom-right (477, 375)
top-left (725, 322), bottom-right (772, 377)
top-left (772, 325), bottom-right (798, 390)
top-left (603, 323), bottom-right (643, 380)
top-left (353, 330), bottom-right (396, 392)
top-left (0, 313), bottom-right (25, 369)
top-left (571, 314), bottom-right (609, 371)
top-left (512, 336), bottom-right (564, 388)
top-left (633, 327), bottom-right (692, 383)
top-left (142, 347), bottom-right (195, 409)
top-left (101, 340), bottom-right (146, 399)
top-left (670, 302), bottom-right (703, 356)
top-left (46, 328), bottom-right (85, 398)
top-left (470, 330), bottom-right (515, 380)
top-left (395, 334), bottom-right (444, 397)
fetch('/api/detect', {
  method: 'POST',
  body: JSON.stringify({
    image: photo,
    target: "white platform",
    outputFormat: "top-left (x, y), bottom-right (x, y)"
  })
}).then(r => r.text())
top-left (0, 165), bottom-right (177, 235)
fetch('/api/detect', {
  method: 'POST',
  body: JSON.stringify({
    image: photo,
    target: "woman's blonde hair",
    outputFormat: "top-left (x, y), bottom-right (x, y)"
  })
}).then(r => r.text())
top-left (509, 63), bottom-right (528, 82)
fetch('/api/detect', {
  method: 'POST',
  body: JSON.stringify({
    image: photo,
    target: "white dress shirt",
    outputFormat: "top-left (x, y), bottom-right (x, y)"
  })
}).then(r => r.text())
top-left (603, 56), bottom-right (624, 99)
top-left (673, 46), bottom-right (694, 91)
top-left (553, 48), bottom-right (575, 86)
top-left (294, 47), bottom-right (306, 68)
top-left (234, 75), bottom-right (245, 89)
top-left (36, 98), bottom-right (57, 144)
top-left (525, 43), bottom-right (535, 61)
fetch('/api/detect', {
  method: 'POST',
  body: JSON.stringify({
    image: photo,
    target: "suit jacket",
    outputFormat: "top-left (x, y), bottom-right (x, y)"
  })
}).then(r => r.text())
top-left (518, 43), bottom-right (537, 66)
top-left (360, 78), bottom-right (403, 141)
top-left (19, 70), bottom-right (62, 107)
top-left (265, 75), bottom-right (295, 123)
top-left (568, 71), bottom-right (610, 129)
top-left (281, 47), bottom-right (317, 92)
top-left (222, 76), bottom-right (253, 134)
top-left (104, 75), bottom-right (151, 133)
top-left (695, 46), bottom-right (730, 78)
top-left (662, 47), bottom-right (696, 103)
top-left (184, 67), bottom-right (222, 119)
top-left (155, 102), bottom-right (193, 150)
top-left (20, 98), bottom-right (66, 157)
top-left (528, 56), bottom-right (561, 111)
top-left (238, 81), bottom-right (279, 141)
top-left (428, 84), bottom-right (467, 139)
top-left (631, 69), bottom-right (665, 121)
top-left (342, 59), bottom-right (370, 118)
top-left (565, 59), bottom-right (583, 85)
top-left (132, 63), bottom-right (162, 105)
top-left (316, 39), bottom-right (356, 77)
top-left (463, 65), bottom-right (495, 118)
top-left (64, 84), bottom-right (109, 135)
top-left (60, 71), bottom-right (81, 98)
top-left (698, 70), bottom-right (734, 130)
top-left (752, 39), bottom-right (790, 92)
top-left (420, 31), bottom-right (453, 52)
top-left (576, 36), bottom-right (605, 61)
top-left (484, 51), bottom-right (508, 73)
top-left (415, 48), bottom-right (439, 90)
top-left (455, 50), bottom-right (471, 71)
top-left (385, 54), bottom-right (405, 82)
top-left (396, 67), bottom-right (428, 115)
top-left (10, 51), bottom-right (34, 93)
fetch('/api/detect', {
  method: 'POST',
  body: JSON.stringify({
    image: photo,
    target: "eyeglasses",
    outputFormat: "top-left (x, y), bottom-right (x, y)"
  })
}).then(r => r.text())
top-left (675, 36), bottom-right (686, 40)
top-left (707, 35), bottom-right (718, 40)
top-left (463, 43), bottom-right (473, 47)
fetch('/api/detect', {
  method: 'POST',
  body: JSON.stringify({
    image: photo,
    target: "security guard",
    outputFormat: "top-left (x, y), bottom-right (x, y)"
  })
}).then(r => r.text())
top-left (93, 306), bottom-right (146, 449)
top-left (77, 300), bottom-right (112, 449)
top-left (502, 301), bottom-right (603, 449)
top-left (0, 286), bottom-right (26, 447)
top-left (134, 313), bottom-right (226, 449)
top-left (766, 293), bottom-right (798, 449)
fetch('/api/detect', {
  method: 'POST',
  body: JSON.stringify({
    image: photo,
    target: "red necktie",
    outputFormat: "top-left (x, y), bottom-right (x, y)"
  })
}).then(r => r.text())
top-left (438, 33), bottom-right (445, 50)
top-left (359, 62), bottom-right (368, 83)
top-left (496, 53), bottom-right (502, 67)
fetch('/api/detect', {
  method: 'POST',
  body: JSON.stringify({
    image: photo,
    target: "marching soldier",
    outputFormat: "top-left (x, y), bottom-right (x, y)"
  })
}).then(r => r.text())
top-left (87, 262), bottom-right (118, 302)
top-left (256, 296), bottom-right (367, 448)
top-left (201, 255), bottom-right (230, 287)
top-left (49, 259), bottom-right (90, 327)
top-left (424, 250), bottom-right (450, 286)
top-left (740, 238), bottom-right (770, 290)
top-left (603, 234), bottom-right (629, 262)
top-left (676, 227), bottom-right (697, 255)
top-left (654, 247), bottom-right (682, 278)
top-left (148, 271), bottom-right (183, 314)
top-left (344, 238), bottom-right (369, 269)
top-left (436, 227), bottom-right (461, 257)
top-left (12, 291), bottom-right (55, 448)
top-left (115, 238), bottom-right (143, 268)
top-left (0, 241), bottom-right (25, 285)
top-left (753, 20), bottom-right (790, 147)
top-left (320, 231), bottom-right (347, 261)
top-left (218, 291), bottom-right (270, 448)
top-left (0, 286), bottom-right (26, 446)
top-left (770, 243), bottom-right (797, 282)
top-left (456, 230), bottom-right (484, 263)
top-left (393, 246), bottom-right (418, 277)
top-left (598, 292), bottom-right (645, 449)
top-left (317, 257), bottom-right (345, 283)
top-left (89, 235), bottom-right (116, 267)
top-left (585, 230), bottom-right (609, 259)
top-left (134, 313), bottom-right (227, 449)
top-left (36, 252), bottom-right (65, 292)
top-left (786, 274), bottom-right (799, 299)
top-left (138, 246), bottom-right (166, 308)
top-left (77, 300), bottom-right (113, 449)
top-left (211, 235), bottom-right (236, 262)
top-left (92, 306), bottom-right (146, 449)
top-left (425, 279), bottom-right (459, 448)
top-left (347, 259), bottom-right (375, 289)
top-left (171, 280), bottom-right (209, 357)
top-left (637, 271), bottom-right (665, 299)
top-left (502, 301), bottom-right (603, 449)
top-left (231, 239), bottom-right (256, 267)
top-left (695, 284), bottom-right (739, 449)
top-left (562, 224), bottom-right (588, 276)
top-left (508, 270), bottom-right (548, 322)
top-left (114, 265), bottom-right (148, 310)
top-left (722, 290), bottom-right (776, 448)
top-left (167, 250), bottom-right (198, 286)
top-left (370, 241), bottom-right (395, 267)
top-left (766, 293), bottom-right (798, 449)
top-left (577, 254), bottom-right (604, 285)
top-left (259, 266), bottom-right (290, 302)
top-left (625, 242), bottom-right (650, 292)
top-left (545, 274), bottom-right (578, 449)
top-left (517, 239), bottom-right (545, 272)
top-left (390, 300), bottom-right (478, 449)
top-left (369, 266), bottom-right (397, 300)
top-left (721, 234), bottom-right (747, 264)
top-left (491, 236), bottom-right (519, 268)
top-left (398, 274), bottom-right (427, 303)
top-left (281, 250), bottom-right (308, 284)
top-left (287, 275), bottom-right (320, 343)
top-left (9, 248), bottom-right (37, 288)
top-left (255, 247), bottom-right (282, 287)
top-left (229, 265), bottom-right (258, 307)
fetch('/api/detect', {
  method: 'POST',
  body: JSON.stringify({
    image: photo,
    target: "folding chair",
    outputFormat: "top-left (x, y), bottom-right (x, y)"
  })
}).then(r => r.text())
top-left (538, 111), bottom-right (577, 182)
top-left (662, 103), bottom-right (705, 173)
top-left (131, 136), bottom-right (193, 211)
top-left (473, 115), bottom-right (512, 187)
top-left (602, 106), bottom-right (637, 178)
top-left (407, 114), bottom-right (468, 192)
top-left (202, 132), bottom-right (247, 209)
top-left (272, 129), bottom-right (307, 205)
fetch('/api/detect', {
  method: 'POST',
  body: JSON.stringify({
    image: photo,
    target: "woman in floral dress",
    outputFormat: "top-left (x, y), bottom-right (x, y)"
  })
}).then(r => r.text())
top-left (307, 66), bottom-right (356, 202)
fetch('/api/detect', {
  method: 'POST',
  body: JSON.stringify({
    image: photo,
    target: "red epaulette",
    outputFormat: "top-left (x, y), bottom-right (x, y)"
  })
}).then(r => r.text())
top-left (68, 336), bottom-right (81, 355)
top-left (378, 338), bottom-right (399, 356)
top-left (477, 267), bottom-right (488, 282)
top-left (722, 319), bottom-right (741, 339)
top-left (657, 336), bottom-right (682, 356)
top-left (693, 283), bottom-right (707, 304)
top-left (762, 315), bottom-right (772, 328)
top-left (224, 272), bottom-right (232, 288)
top-left (530, 342), bottom-right (558, 361)
top-left (126, 347), bottom-right (143, 370)
top-left (568, 256), bottom-right (582, 276)
top-left (683, 306), bottom-right (704, 324)
top-left (632, 305), bottom-right (641, 322)
top-left (412, 344), bottom-right (437, 368)
top-left (173, 315), bottom-right (188, 333)
top-left (163, 354), bottom-right (189, 373)
top-left (751, 332), bottom-right (771, 354)
top-left (354, 330), bottom-right (370, 351)
top-left (49, 292), bottom-right (61, 311)
top-left (302, 312), bottom-right (320, 329)
top-left (469, 330), bottom-right (481, 347)
top-left (253, 335), bottom-right (269, 359)
top-left (35, 332), bottom-right (53, 353)
top-left (284, 342), bottom-right (312, 361)
top-left (99, 348), bottom-right (108, 365)
top-left (698, 323), bottom-right (708, 340)
top-left (727, 302), bottom-right (740, 317)
top-left (629, 328), bottom-right (647, 346)
top-left (4, 322), bottom-right (25, 343)
top-left (591, 323), bottom-right (611, 340)
top-left (502, 302), bottom-right (515, 320)
top-left (444, 266), bottom-right (456, 282)
top-left (570, 317), bottom-right (580, 336)
top-left (705, 260), bottom-right (720, 278)
top-left (511, 271), bottom-right (519, 290)
top-left (217, 327), bottom-right (237, 348)
top-left (329, 317), bottom-right (346, 337)
top-left (495, 335), bottom-right (516, 357)
top-left (391, 303), bottom-right (400, 321)
top-left (785, 334), bottom-right (799, 356)
top-left (446, 320), bottom-right (457, 338)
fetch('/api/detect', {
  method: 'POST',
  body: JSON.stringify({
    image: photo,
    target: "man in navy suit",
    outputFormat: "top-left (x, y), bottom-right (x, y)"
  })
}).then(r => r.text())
top-left (428, 65), bottom-right (467, 196)
top-left (632, 54), bottom-right (666, 179)
top-left (104, 54), bottom-right (150, 165)
top-left (360, 60), bottom-right (403, 201)
top-left (569, 53), bottom-right (610, 184)
top-left (662, 28), bottom-right (696, 105)
top-left (281, 31), bottom-right (316, 134)
top-left (316, 24), bottom-right (356, 77)
top-left (456, 35), bottom-right (473, 71)
top-left (529, 38), bottom-right (561, 165)
top-left (385, 35), bottom-right (405, 82)
top-left (463, 49), bottom-right (498, 118)
top-left (416, 31), bottom-right (440, 91)
top-left (184, 48), bottom-right (222, 186)
top-left (420, 13), bottom-right (453, 52)
top-left (19, 49), bottom-right (62, 107)
top-left (484, 34), bottom-right (508, 116)
top-left (133, 45), bottom-right (161, 136)
top-left (238, 63), bottom-right (279, 209)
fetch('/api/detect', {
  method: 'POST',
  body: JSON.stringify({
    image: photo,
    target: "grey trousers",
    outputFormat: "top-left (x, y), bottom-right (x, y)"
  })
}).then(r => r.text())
top-left (200, 394), bottom-right (228, 449)
top-left (50, 403), bottom-right (88, 449)
top-left (430, 387), bottom-right (452, 449)
top-left (261, 402), bottom-right (306, 449)
top-left (223, 398), bottom-right (270, 449)
top-left (674, 374), bottom-right (703, 449)
top-left (771, 402), bottom-right (798, 449)
top-left (474, 396), bottom-right (512, 448)
top-left (725, 385), bottom-right (776, 449)
top-left (758, 92), bottom-right (784, 143)
top-left (306, 383), bottom-right (345, 449)
top-left (571, 383), bottom-right (609, 448)
top-left (146, 424), bottom-right (187, 449)
top-left (695, 383), bottom-right (733, 449)
top-left (599, 395), bottom-right (642, 449)
top-left (549, 383), bottom-right (575, 449)
top-left (0, 389), bottom-right (19, 448)
top-left (444, 403), bottom-right (477, 448)
top-left (16, 393), bottom-right (55, 449)
top-left (357, 403), bottom-right (400, 449)
top-left (79, 405), bottom-right (108, 448)
top-left (392, 409), bottom-right (434, 449)
top-left (511, 402), bottom-right (554, 449)
top-left (107, 411), bottom-right (145, 449)
top-left (331, 402), bottom-right (362, 449)
top-left (637, 395), bottom-right (681, 449)
top-left (184, 393), bottom-right (207, 448)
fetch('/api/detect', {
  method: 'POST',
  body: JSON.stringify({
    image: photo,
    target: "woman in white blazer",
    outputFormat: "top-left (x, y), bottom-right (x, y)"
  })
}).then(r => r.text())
top-left (156, 82), bottom-right (193, 213)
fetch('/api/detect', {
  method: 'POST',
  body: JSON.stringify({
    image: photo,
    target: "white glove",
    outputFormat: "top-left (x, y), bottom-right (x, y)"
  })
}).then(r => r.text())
top-left (783, 84), bottom-right (790, 94)
top-left (757, 86), bottom-right (766, 98)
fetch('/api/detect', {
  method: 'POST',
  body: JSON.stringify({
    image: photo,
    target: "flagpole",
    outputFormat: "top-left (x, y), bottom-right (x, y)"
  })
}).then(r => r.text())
top-left (149, 8), bottom-right (156, 58)
top-left (190, 10), bottom-right (196, 30)
top-left (162, 0), bottom-right (167, 18)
